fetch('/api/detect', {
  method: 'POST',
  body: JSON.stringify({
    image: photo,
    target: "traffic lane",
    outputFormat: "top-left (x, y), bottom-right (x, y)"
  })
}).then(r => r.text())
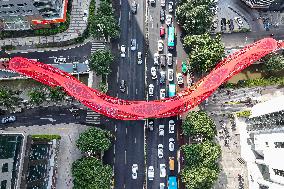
top-left (0, 106), bottom-right (86, 128)
top-left (125, 121), bottom-right (145, 188)
top-left (8, 42), bottom-right (92, 64)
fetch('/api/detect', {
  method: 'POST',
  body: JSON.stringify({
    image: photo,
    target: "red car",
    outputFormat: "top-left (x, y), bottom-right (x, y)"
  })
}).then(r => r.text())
top-left (160, 26), bottom-right (165, 37)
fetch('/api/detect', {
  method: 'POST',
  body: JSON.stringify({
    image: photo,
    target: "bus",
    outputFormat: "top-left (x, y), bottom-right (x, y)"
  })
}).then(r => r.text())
top-left (167, 26), bottom-right (175, 50)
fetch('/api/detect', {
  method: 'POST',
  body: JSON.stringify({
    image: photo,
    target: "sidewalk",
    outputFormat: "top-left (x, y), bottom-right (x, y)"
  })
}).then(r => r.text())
top-left (0, 0), bottom-right (91, 48)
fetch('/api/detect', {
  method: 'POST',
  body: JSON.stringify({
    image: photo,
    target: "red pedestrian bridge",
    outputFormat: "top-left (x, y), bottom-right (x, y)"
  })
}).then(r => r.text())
top-left (7, 38), bottom-right (284, 120)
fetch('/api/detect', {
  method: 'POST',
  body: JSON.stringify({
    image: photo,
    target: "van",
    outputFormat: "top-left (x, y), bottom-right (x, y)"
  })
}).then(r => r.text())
top-left (169, 157), bottom-right (174, 171)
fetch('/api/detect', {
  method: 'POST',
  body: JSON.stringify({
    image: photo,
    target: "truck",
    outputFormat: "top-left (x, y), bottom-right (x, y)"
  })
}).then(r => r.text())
top-left (168, 176), bottom-right (177, 189)
top-left (161, 0), bottom-right (165, 7)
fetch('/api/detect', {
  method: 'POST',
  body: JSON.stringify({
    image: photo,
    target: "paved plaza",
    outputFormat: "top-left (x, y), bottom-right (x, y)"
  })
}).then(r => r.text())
top-left (1, 123), bottom-right (89, 189)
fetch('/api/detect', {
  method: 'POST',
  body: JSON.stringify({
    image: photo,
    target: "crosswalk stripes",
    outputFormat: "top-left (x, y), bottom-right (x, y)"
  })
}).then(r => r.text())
top-left (91, 42), bottom-right (105, 53)
top-left (237, 158), bottom-right (246, 164)
top-left (86, 110), bottom-right (101, 124)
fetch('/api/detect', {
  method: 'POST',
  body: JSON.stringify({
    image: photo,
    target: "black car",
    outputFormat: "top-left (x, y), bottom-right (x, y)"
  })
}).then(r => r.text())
top-left (221, 18), bottom-right (226, 31)
top-left (160, 9), bottom-right (165, 22)
top-left (229, 19), bottom-right (234, 31)
top-left (160, 54), bottom-right (166, 67)
top-left (120, 80), bottom-right (126, 93)
top-left (131, 1), bottom-right (137, 14)
top-left (148, 119), bottom-right (154, 131)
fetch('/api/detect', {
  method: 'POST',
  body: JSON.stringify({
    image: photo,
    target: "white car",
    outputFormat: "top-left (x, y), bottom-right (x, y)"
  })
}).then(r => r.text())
top-left (131, 39), bottom-right (137, 51)
top-left (132, 164), bottom-right (138, 179)
top-left (169, 138), bottom-right (174, 151)
top-left (148, 166), bottom-right (154, 180)
top-left (137, 52), bottom-right (142, 64)
top-left (168, 69), bottom-right (174, 81)
top-left (167, 53), bottom-right (173, 66)
top-left (234, 17), bottom-right (243, 27)
top-left (121, 45), bottom-right (126, 57)
top-left (169, 120), bottom-right (175, 133)
top-left (158, 144), bottom-right (163, 158)
top-left (83, 10), bottom-right (88, 22)
top-left (168, 2), bottom-right (174, 13)
top-left (151, 67), bottom-right (157, 80)
top-left (159, 125), bottom-right (164, 136)
top-left (160, 183), bottom-right (165, 189)
top-left (154, 53), bottom-right (159, 65)
top-left (1, 116), bottom-right (16, 124)
top-left (160, 89), bottom-right (166, 99)
top-left (166, 15), bottom-right (172, 26)
top-left (149, 84), bottom-right (154, 96)
top-left (160, 164), bottom-right (166, 177)
top-left (177, 73), bottom-right (183, 85)
top-left (158, 40), bottom-right (164, 52)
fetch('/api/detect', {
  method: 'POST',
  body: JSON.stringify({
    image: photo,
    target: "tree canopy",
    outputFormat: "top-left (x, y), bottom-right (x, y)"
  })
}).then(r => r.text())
top-left (0, 87), bottom-right (21, 111)
top-left (90, 49), bottom-right (114, 76)
top-left (181, 166), bottom-right (219, 189)
top-left (263, 52), bottom-right (284, 72)
top-left (182, 141), bottom-right (221, 169)
top-left (48, 87), bottom-right (66, 102)
top-left (183, 33), bottom-right (224, 74)
top-left (72, 157), bottom-right (112, 189)
top-left (28, 88), bottom-right (46, 105)
top-left (182, 110), bottom-right (216, 140)
top-left (176, 0), bottom-right (216, 35)
top-left (76, 127), bottom-right (112, 155)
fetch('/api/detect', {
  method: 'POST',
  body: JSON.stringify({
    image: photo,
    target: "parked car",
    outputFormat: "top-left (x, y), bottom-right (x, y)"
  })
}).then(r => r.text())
top-left (121, 45), bottom-right (126, 57)
top-left (154, 53), bottom-right (159, 65)
top-left (137, 52), bottom-right (142, 64)
top-left (160, 89), bottom-right (166, 99)
top-left (160, 164), bottom-right (166, 177)
top-left (160, 183), bottom-right (165, 189)
top-left (160, 26), bottom-right (165, 37)
top-left (168, 2), bottom-right (174, 13)
top-left (158, 40), bottom-right (164, 52)
top-left (167, 53), bottom-right (173, 65)
top-left (181, 61), bottom-right (187, 74)
top-left (159, 125), bottom-right (164, 136)
top-left (120, 80), bottom-right (126, 92)
top-left (160, 71), bottom-right (166, 84)
top-left (166, 15), bottom-right (172, 26)
top-left (148, 166), bottom-right (154, 180)
top-left (177, 73), bottom-right (183, 85)
top-left (169, 138), bottom-right (174, 151)
top-left (160, 9), bottom-right (165, 22)
top-left (131, 1), bottom-right (137, 14)
top-left (234, 17), bottom-right (243, 28)
top-left (149, 84), bottom-right (154, 96)
top-left (169, 120), bottom-right (175, 133)
top-left (168, 69), bottom-right (174, 81)
top-left (158, 144), bottom-right (163, 158)
top-left (221, 18), bottom-right (226, 31)
top-left (83, 10), bottom-right (88, 22)
top-left (132, 164), bottom-right (138, 179)
top-left (151, 67), bottom-right (157, 79)
top-left (229, 19), bottom-right (234, 31)
top-left (1, 116), bottom-right (16, 124)
top-left (131, 39), bottom-right (137, 51)
top-left (148, 119), bottom-right (154, 131)
top-left (160, 54), bottom-right (166, 66)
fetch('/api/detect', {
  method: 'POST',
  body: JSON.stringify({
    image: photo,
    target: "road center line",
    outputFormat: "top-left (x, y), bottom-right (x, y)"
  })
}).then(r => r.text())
top-left (125, 150), bottom-right (127, 164)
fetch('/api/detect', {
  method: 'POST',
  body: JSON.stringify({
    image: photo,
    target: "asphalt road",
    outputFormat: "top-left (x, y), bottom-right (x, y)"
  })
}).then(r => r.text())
top-left (0, 105), bottom-right (87, 129)
top-left (102, 0), bottom-right (146, 188)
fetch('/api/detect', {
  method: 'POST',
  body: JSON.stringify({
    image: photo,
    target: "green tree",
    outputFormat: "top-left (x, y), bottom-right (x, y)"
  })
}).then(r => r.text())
top-left (182, 141), bottom-right (221, 169)
top-left (72, 157), bottom-right (112, 189)
top-left (90, 49), bottom-right (114, 76)
top-left (182, 110), bottom-right (216, 140)
top-left (48, 87), bottom-right (66, 102)
top-left (181, 166), bottom-right (219, 189)
top-left (28, 88), bottom-right (46, 105)
top-left (99, 82), bottom-right (108, 93)
top-left (0, 87), bottom-right (21, 111)
top-left (263, 53), bottom-right (284, 72)
top-left (76, 127), bottom-right (112, 155)
top-left (183, 33), bottom-right (224, 74)
top-left (176, 0), bottom-right (216, 35)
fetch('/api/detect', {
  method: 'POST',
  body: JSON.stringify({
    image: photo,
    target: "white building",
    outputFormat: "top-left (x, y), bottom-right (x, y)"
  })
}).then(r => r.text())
top-left (237, 95), bottom-right (284, 189)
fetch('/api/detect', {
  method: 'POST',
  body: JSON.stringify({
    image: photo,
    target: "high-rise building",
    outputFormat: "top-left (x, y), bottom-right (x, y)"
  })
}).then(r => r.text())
top-left (0, 0), bottom-right (68, 30)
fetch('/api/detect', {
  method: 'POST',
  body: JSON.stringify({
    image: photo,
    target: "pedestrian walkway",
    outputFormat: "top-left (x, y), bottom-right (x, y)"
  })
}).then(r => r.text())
top-left (91, 42), bottom-right (106, 53)
top-left (86, 109), bottom-right (101, 124)
top-left (0, 0), bottom-right (91, 48)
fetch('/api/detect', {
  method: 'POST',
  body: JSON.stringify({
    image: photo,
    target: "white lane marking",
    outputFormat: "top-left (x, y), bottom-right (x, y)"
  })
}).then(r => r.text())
top-left (136, 88), bottom-right (138, 94)
top-left (134, 137), bottom-right (137, 143)
top-left (59, 113), bottom-right (66, 116)
top-left (137, 43), bottom-right (139, 50)
top-left (127, 87), bottom-right (129, 95)
top-left (127, 47), bottom-right (130, 57)
top-left (129, 12), bottom-right (131, 21)
top-left (20, 52), bottom-right (28, 54)
top-left (125, 150), bottom-right (127, 164)
top-left (118, 43), bottom-right (120, 50)
top-left (115, 124), bottom-right (117, 132)
top-left (126, 127), bottom-right (128, 135)
top-left (119, 11), bottom-right (121, 25)
top-left (114, 144), bottom-right (115, 155)
top-left (120, 0), bottom-right (121, 5)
